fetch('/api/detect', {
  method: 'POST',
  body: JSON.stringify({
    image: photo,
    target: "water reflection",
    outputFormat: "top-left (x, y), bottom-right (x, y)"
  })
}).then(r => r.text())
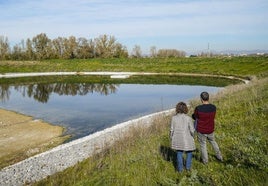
top-left (0, 83), bottom-right (119, 103)
top-left (0, 82), bottom-right (221, 141)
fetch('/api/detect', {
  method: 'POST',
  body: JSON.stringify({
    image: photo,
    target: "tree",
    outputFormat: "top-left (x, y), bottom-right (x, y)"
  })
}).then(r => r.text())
top-left (26, 38), bottom-right (34, 60)
top-left (150, 46), bottom-right (157, 58)
top-left (62, 36), bottom-right (78, 59)
top-left (4, 33), bottom-right (130, 60)
top-left (11, 44), bottom-right (21, 60)
top-left (52, 37), bottom-right (65, 59)
top-left (157, 49), bottom-right (186, 58)
top-left (76, 37), bottom-right (94, 59)
top-left (12, 39), bottom-right (30, 60)
top-left (94, 35), bottom-right (113, 58)
top-left (68, 36), bottom-right (78, 59)
top-left (11, 41), bottom-right (26, 60)
top-left (32, 33), bottom-right (51, 60)
top-left (0, 36), bottom-right (10, 60)
top-left (94, 34), bottom-right (126, 58)
top-left (132, 45), bottom-right (142, 58)
top-left (113, 43), bottom-right (128, 58)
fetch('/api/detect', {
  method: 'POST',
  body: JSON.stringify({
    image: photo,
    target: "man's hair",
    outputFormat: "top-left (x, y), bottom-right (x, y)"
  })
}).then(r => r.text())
top-left (176, 102), bottom-right (188, 114)
top-left (200, 91), bottom-right (209, 101)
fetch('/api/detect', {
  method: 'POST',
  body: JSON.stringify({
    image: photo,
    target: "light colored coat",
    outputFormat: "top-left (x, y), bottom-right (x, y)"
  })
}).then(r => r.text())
top-left (170, 113), bottom-right (195, 151)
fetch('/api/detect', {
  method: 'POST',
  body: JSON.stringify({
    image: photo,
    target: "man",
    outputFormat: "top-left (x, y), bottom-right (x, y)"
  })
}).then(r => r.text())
top-left (192, 91), bottom-right (223, 164)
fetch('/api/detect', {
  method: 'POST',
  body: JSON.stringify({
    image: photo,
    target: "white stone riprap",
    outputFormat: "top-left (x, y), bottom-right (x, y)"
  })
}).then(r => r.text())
top-left (0, 109), bottom-right (173, 186)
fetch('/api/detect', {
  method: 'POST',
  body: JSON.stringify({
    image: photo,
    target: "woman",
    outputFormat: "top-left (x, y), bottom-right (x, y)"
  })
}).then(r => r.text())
top-left (170, 102), bottom-right (195, 172)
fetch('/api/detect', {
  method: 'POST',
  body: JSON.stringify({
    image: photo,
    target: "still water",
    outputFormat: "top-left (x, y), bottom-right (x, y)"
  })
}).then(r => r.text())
top-left (0, 83), bottom-right (221, 140)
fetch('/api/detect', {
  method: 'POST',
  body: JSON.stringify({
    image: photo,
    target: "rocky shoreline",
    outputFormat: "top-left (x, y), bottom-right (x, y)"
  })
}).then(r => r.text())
top-left (0, 109), bottom-right (173, 186)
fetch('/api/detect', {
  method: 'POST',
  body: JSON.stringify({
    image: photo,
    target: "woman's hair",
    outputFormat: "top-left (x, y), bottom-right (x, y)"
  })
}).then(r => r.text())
top-left (176, 102), bottom-right (188, 114)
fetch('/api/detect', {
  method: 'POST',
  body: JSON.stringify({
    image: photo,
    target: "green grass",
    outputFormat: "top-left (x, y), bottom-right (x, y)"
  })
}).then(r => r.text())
top-left (1, 56), bottom-right (267, 185)
top-left (0, 74), bottom-right (242, 87)
top-left (1, 56), bottom-right (268, 78)
top-left (34, 77), bottom-right (268, 186)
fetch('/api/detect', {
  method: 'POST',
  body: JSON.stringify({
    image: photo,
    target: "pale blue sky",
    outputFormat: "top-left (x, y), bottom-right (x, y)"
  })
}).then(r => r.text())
top-left (1, 0), bottom-right (267, 54)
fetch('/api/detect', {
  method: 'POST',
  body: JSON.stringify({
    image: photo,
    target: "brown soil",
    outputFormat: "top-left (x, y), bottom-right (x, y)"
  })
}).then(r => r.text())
top-left (0, 109), bottom-right (68, 169)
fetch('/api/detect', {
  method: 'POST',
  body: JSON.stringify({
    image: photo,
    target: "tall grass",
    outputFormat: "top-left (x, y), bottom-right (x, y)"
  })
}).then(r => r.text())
top-left (34, 77), bottom-right (268, 186)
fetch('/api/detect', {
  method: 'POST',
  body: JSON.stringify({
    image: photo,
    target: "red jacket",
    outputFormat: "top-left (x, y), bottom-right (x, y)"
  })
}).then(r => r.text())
top-left (192, 104), bottom-right (216, 134)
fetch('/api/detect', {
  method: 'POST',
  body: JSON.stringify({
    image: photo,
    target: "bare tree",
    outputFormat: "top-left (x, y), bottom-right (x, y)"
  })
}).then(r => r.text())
top-left (0, 36), bottom-right (10, 60)
top-left (113, 43), bottom-right (128, 58)
top-left (95, 34), bottom-right (117, 58)
top-left (32, 33), bottom-right (51, 60)
top-left (132, 45), bottom-right (142, 58)
top-left (61, 36), bottom-right (78, 59)
top-left (11, 42), bottom-right (25, 60)
top-left (157, 49), bottom-right (185, 58)
top-left (76, 37), bottom-right (95, 59)
top-left (52, 37), bottom-right (65, 59)
top-left (150, 46), bottom-right (157, 58)
top-left (7, 33), bottom-right (129, 60)
top-left (68, 36), bottom-right (78, 58)
top-left (26, 38), bottom-right (34, 60)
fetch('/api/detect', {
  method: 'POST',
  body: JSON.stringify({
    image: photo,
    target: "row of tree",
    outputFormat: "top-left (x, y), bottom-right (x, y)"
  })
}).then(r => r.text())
top-left (0, 34), bottom-right (186, 60)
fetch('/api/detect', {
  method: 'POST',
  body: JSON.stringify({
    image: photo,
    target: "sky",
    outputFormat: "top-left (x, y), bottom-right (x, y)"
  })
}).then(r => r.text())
top-left (1, 0), bottom-right (268, 55)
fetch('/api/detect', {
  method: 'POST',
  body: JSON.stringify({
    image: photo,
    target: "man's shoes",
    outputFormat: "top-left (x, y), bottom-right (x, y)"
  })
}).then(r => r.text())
top-left (216, 155), bottom-right (223, 162)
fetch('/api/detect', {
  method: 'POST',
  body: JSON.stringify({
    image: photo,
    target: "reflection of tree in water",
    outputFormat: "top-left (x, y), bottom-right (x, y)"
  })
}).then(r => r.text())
top-left (0, 84), bottom-right (10, 103)
top-left (0, 83), bottom-right (119, 103)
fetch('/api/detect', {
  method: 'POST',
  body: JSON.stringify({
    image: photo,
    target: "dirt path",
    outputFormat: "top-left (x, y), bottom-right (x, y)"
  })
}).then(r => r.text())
top-left (0, 109), bottom-right (68, 169)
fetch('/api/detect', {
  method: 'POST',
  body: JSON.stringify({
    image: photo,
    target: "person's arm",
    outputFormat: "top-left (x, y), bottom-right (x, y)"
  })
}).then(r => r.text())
top-left (192, 107), bottom-right (198, 120)
top-left (170, 117), bottom-right (174, 140)
top-left (188, 118), bottom-right (195, 137)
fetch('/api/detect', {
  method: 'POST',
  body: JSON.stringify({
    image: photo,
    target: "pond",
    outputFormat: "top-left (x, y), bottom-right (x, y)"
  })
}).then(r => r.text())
top-left (0, 76), bottom-right (224, 141)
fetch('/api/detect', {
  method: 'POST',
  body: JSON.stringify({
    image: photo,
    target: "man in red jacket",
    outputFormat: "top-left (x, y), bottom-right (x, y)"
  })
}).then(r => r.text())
top-left (192, 91), bottom-right (223, 164)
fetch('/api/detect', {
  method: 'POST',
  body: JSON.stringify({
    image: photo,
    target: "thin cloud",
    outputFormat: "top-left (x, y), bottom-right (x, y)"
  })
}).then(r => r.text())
top-left (0, 0), bottom-right (267, 53)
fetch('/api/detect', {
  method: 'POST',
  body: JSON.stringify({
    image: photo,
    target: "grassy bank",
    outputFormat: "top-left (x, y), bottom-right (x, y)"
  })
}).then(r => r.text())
top-left (1, 56), bottom-right (268, 78)
top-left (34, 77), bottom-right (268, 186)
top-left (0, 74), bottom-right (242, 87)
